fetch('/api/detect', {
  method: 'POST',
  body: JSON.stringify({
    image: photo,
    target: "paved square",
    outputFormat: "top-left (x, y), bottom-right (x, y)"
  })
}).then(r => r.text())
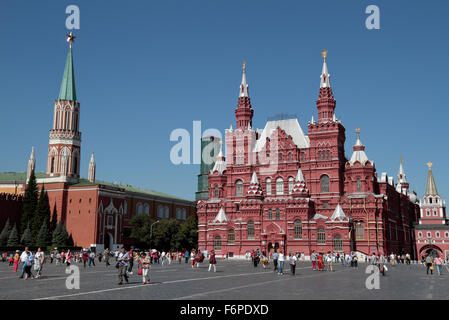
top-left (0, 259), bottom-right (448, 300)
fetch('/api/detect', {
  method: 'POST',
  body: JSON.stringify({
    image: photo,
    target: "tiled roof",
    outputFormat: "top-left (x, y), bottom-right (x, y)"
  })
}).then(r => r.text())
top-left (0, 172), bottom-right (193, 203)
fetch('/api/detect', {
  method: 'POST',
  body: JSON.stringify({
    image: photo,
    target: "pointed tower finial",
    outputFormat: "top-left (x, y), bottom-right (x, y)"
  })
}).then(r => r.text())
top-left (88, 152), bottom-right (96, 183)
top-left (239, 61), bottom-right (249, 98)
top-left (321, 49), bottom-right (328, 61)
top-left (27, 146), bottom-right (36, 183)
top-left (66, 32), bottom-right (76, 48)
top-left (425, 162), bottom-right (438, 196)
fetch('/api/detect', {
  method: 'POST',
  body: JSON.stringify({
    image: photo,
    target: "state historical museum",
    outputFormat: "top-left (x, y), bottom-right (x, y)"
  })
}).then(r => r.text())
top-left (197, 53), bottom-right (420, 259)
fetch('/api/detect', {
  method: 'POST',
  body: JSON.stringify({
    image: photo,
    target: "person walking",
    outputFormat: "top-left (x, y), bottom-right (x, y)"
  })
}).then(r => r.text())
top-left (311, 250), bottom-right (317, 271)
top-left (326, 253), bottom-right (333, 272)
top-left (117, 247), bottom-right (130, 285)
top-left (208, 250), bottom-right (217, 272)
top-left (19, 247), bottom-right (30, 278)
top-left (434, 256), bottom-right (443, 276)
top-left (425, 255), bottom-right (434, 275)
top-left (128, 247), bottom-right (134, 274)
top-left (34, 248), bottom-right (45, 278)
top-left (23, 251), bottom-right (34, 280)
top-left (88, 251), bottom-right (96, 267)
top-left (289, 253), bottom-right (297, 275)
top-left (184, 250), bottom-right (189, 264)
top-left (190, 249), bottom-right (196, 268)
top-left (139, 253), bottom-right (151, 284)
top-left (272, 251), bottom-right (279, 272)
top-left (104, 248), bottom-right (111, 267)
top-left (66, 249), bottom-right (72, 266)
top-left (13, 250), bottom-right (20, 272)
top-left (82, 250), bottom-right (88, 268)
top-left (278, 251), bottom-right (285, 275)
top-left (161, 251), bottom-right (166, 267)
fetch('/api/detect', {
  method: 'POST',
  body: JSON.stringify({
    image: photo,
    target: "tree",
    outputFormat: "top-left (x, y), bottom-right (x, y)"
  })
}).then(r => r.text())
top-left (50, 203), bottom-right (58, 232)
top-left (0, 218), bottom-right (11, 246)
top-left (32, 185), bottom-right (50, 241)
top-left (21, 223), bottom-right (33, 247)
top-left (36, 218), bottom-right (51, 248)
top-left (7, 224), bottom-right (19, 247)
top-left (52, 222), bottom-right (70, 247)
top-left (151, 219), bottom-right (181, 251)
top-left (177, 215), bottom-right (198, 250)
top-left (21, 170), bottom-right (38, 234)
top-left (129, 214), bottom-right (157, 249)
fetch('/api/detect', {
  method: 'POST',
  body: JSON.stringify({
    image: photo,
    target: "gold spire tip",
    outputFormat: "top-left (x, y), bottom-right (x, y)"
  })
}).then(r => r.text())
top-left (66, 32), bottom-right (76, 48)
top-left (355, 126), bottom-right (360, 134)
top-left (427, 161), bottom-right (433, 169)
top-left (243, 61), bottom-right (246, 72)
top-left (321, 49), bottom-right (328, 60)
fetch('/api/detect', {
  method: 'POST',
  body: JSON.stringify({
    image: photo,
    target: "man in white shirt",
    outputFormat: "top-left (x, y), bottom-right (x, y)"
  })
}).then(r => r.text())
top-left (19, 247), bottom-right (29, 278)
top-left (278, 251), bottom-right (285, 275)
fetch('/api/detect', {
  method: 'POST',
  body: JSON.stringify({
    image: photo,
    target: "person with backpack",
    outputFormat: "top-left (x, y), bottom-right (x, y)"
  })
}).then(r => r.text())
top-left (425, 255), bottom-right (434, 275)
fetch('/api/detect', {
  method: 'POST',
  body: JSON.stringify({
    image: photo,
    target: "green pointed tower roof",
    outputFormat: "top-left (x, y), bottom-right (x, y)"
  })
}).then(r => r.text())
top-left (58, 46), bottom-right (77, 101)
top-left (425, 162), bottom-right (439, 196)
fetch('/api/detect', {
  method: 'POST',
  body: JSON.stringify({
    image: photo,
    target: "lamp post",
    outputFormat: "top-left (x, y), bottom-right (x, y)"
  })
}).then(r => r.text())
top-left (149, 220), bottom-right (160, 251)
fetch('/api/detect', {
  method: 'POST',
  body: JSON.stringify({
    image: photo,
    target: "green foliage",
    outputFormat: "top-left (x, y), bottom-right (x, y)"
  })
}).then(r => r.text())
top-left (7, 224), bottom-right (19, 247)
top-left (129, 214), bottom-right (198, 251)
top-left (32, 185), bottom-right (50, 241)
top-left (52, 222), bottom-right (70, 247)
top-left (50, 204), bottom-right (58, 232)
top-left (36, 218), bottom-right (51, 248)
top-left (20, 224), bottom-right (33, 247)
top-left (21, 170), bottom-right (38, 234)
top-left (0, 218), bottom-right (11, 246)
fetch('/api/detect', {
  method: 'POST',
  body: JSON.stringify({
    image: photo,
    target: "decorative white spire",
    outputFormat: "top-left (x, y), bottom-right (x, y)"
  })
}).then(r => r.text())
top-left (295, 168), bottom-right (305, 182)
top-left (349, 127), bottom-right (372, 166)
top-left (320, 50), bottom-right (331, 88)
top-left (211, 142), bottom-right (226, 175)
top-left (27, 146), bottom-right (36, 183)
top-left (239, 61), bottom-right (249, 97)
top-left (330, 203), bottom-right (348, 222)
top-left (311, 115), bottom-right (315, 124)
top-left (251, 171), bottom-right (259, 184)
top-left (88, 152), bottom-right (96, 183)
top-left (213, 207), bottom-right (228, 223)
top-left (332, 113), bottom-right (336, 122)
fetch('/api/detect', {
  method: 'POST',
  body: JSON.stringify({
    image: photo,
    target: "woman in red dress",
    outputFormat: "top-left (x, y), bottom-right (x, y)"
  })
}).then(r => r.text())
top-left (317, 253), bottom-right (324, 271)
top-left (208, 250), bottom-right (217, 272)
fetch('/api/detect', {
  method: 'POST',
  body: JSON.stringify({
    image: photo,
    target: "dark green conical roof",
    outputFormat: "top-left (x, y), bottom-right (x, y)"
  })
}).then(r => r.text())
top-left (58, 47), bottom-right (77, 101)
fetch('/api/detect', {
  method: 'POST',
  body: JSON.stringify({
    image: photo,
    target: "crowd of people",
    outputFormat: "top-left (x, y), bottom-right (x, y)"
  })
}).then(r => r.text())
top-left (2, 246), bottom-right (448, 283)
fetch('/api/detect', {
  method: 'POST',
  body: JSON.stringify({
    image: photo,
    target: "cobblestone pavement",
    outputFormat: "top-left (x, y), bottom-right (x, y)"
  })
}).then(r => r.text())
top-left (0, 259), bottom-right (447, 300)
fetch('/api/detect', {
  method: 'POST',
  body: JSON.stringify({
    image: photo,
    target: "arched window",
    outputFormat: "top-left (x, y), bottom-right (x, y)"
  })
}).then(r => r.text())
top-left (236, 180), bottom-right (243, 197)
top-left (268, 209), bottom-right (273, 220)
top-left (321, 175), bottom-right (329, 193)
top-left (214, 236), bottom-right (222, 251)
top-left (436, 232), bottom-right (440, 238)
top-left (276, 178), bottom-right (284, 195)
top-left (317, 229), bottom-right (326, 244)
top-left (136, 203), bottom-right (144, 215)
top-left (327, 151), bottom-right (331, 160)
top-left (275, 208), bottom-right (280, 220)
top-left (247, 221), bottom-right (255, 240)
top-left (355, 222), bottom-right (364, 240)
top-left (288, 177), bottom-right (294, 194)
top-left (279, 153), bottom-right (283, 162)
top-left (288, 152), bottom-right (292, 161)
top-left (294, 220), bottom-right (302, 239)
top-left (214, 186), bottom-right (219, 198)
top-left (333, 235), bottom-right (342, 251)
top-left (143, 203), bottom-right (150, 215)
top-left (356, 179), bottom-right (361, 192)
top-left (318, 151), bottom-right (322, 160)
top-left (228, 230), bottom-right (235, 244)
top-left (266, 178), bottom-right (272, 196)
top-left (50, 157), bottom-right (55, 173)
top-left (124, 201), bottom-right (128, 216)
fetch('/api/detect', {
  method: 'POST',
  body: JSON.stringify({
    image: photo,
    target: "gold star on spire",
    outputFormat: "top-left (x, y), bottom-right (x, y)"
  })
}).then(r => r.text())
top-left (427, 161), bottom-right (433, 169)
top-left (321, 49), bottom-right (328, 61)
top-left (66, 32), bottom-right (76, 48)
top-left (243, 61), bottom-right (246, 73)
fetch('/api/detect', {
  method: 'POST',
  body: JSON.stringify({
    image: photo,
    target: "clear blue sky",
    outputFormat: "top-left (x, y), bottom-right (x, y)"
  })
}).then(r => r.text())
top-left (0, 0), bottom-right (448, 201)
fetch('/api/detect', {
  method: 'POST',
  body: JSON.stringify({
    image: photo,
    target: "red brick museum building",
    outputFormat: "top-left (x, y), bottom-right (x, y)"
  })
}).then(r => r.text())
top-left (197, 53), bottom-right (428, 259)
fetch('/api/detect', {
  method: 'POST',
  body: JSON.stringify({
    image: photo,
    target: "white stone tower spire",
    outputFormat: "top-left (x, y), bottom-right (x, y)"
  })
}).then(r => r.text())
top-left (88, 152), bottom-right (96, 183)
top-left (320, 50), bottom-right (331, 88)
top-left (239, 61), bottom-right (249, 97)
top-left (27, 146), bottom-right (36, 183)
